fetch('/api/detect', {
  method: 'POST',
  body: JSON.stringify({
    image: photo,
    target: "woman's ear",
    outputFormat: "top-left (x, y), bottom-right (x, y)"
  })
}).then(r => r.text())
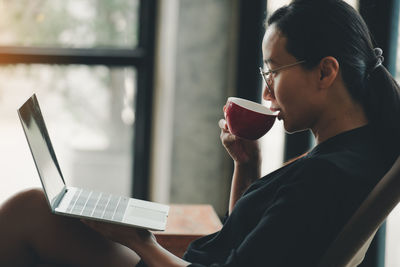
top-left (318, 56), bottom-right (340, 89)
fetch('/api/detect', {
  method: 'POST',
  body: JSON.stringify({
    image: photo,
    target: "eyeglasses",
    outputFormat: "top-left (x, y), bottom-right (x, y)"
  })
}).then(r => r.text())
top-left (259, 60), bottom-right (306, 95)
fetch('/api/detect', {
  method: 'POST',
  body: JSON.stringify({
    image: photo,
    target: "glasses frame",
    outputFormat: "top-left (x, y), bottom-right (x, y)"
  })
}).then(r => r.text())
top-left (259, 60), bottom-right (306, 95)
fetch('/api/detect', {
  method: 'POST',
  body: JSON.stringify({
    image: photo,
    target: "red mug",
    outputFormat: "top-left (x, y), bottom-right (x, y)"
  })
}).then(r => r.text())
top-left (224, 97), bottom-right (277, 140)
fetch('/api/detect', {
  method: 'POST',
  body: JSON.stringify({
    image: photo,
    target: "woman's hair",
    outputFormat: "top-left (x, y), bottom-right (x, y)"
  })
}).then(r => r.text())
top-left (267, 0), bottom-right (400, 155)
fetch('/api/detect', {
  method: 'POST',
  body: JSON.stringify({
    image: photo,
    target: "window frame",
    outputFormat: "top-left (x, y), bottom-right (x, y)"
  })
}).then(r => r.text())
top-left (0, 0), bottom-right (157, 200)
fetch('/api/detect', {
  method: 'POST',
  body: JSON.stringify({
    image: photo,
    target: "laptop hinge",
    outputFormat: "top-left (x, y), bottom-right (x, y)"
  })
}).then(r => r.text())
top-left (51, 185), bottom-right (67, 212)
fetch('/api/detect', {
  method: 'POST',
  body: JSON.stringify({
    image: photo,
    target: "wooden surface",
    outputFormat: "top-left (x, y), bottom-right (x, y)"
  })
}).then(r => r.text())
top-left (153, 204), bottom-right (222, 257)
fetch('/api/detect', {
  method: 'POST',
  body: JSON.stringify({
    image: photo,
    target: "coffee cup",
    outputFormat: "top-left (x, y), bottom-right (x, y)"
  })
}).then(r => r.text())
top-left (224, 97), bottom-right (277, 140)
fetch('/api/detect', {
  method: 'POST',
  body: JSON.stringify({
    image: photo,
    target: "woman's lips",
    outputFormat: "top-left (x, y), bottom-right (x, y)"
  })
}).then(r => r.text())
top-left (270, 107), bottom-right (281, 120)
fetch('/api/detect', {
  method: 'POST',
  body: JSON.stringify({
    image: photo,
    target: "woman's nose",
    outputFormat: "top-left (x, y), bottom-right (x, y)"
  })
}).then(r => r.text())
top-left (262, 85), bottom-right (275, 101)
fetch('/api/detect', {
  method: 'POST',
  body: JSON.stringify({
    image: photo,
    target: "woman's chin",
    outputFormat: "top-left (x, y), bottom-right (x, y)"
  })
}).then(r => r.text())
top-left (283, 121), bottom-right (308, 134)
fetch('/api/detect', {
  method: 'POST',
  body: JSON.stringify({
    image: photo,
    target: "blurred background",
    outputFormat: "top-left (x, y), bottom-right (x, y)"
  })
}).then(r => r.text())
top-left (0, 0), bottom-right (398, 266)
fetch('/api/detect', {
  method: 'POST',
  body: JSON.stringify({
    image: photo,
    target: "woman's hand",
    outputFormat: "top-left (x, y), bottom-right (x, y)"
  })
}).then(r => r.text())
top-left (81, 219), bottom-right (155, 251)
top-left (219, 118), bottom-right (261, 166)
top-left (82, 220), bottom-right (191, 267)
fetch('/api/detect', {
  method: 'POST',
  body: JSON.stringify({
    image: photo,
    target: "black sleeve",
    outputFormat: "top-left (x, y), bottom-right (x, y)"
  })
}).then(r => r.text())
top-left (186, 160), bottom-right (343, 267)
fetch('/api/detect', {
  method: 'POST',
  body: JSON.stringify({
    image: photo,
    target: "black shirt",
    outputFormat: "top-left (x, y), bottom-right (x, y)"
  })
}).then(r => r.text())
top-left (136, 126), bottom-right (397, 267)
top-left (183, 126), bottom-right (396, 267)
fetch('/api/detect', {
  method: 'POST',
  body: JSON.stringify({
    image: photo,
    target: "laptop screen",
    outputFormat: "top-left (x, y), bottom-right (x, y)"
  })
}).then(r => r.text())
top-left (18, 94), bottom-right (65, 208)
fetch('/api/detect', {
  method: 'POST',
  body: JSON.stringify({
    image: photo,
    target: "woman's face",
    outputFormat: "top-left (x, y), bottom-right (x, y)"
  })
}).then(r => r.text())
top-left (262, 25), bottom-right (321, 133)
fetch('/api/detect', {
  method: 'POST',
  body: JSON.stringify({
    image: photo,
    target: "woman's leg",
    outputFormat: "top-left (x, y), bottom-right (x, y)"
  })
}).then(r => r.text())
top-left (0, 188), bottom-right (141, 267)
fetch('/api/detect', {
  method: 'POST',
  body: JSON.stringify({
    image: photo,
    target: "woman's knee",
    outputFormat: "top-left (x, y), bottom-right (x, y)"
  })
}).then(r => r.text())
top-left (0, 188), bottom-right (47, 266)
top-left (0, 188), bottom-right (48, 219)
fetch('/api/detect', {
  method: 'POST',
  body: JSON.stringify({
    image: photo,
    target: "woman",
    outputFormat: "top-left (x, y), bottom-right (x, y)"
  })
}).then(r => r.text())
top-left (1, 0), bottom-right (399, 266)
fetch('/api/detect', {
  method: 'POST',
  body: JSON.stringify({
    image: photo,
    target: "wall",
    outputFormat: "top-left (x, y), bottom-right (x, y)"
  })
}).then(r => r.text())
top-left (151, 0), bottom-right (238, 216)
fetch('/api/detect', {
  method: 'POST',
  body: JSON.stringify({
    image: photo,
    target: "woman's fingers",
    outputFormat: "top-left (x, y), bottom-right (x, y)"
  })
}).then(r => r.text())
top-left (219, 119), bottom-right (239, 148)
top-left (219, 119), bottom-right (229, 131)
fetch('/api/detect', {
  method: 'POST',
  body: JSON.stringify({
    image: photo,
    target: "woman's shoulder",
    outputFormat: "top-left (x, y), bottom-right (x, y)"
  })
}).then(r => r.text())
top-left (287, 156), bottom-right (345, 185)
top-left (292, 144), bottom-right (391, 196)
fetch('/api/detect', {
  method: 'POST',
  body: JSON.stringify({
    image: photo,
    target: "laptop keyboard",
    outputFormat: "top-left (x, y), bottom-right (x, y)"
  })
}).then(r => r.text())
top-left (66, 189), bottom-right (129, 222)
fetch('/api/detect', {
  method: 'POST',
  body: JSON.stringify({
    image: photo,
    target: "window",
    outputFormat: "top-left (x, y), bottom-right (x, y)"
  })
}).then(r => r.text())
top-left (260, 0), bottom-right (290, 176)
top-left (0, 1), bottom-right (139, 48)
top-left (0, 0), bottom-right (156, 203)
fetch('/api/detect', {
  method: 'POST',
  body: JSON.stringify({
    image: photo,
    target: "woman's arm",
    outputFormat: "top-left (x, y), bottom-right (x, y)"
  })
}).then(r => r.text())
top-left (218, 119), bottom-right (261, 214)
top-left (127, 232), bottom-right (190, 267)
top-left (81, 117), bottom-right (262, 266)
top-left (83, 220), bottom-right (191, 267)
top-left (229, 160), bottom-right (260, 214)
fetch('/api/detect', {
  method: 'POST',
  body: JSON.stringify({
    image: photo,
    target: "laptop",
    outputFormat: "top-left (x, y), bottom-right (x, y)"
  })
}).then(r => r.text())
top-left (17, 94), bottom-right (169, 231)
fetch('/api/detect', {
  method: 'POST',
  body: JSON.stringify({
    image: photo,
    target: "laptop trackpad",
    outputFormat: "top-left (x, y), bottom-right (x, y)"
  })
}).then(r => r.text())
top-left (126, 205), bottom-right (166, 222)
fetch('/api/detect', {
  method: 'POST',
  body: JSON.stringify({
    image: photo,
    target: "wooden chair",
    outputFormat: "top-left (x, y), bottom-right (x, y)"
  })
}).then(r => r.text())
top-left (318, 155), bottom-right (400, 267)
